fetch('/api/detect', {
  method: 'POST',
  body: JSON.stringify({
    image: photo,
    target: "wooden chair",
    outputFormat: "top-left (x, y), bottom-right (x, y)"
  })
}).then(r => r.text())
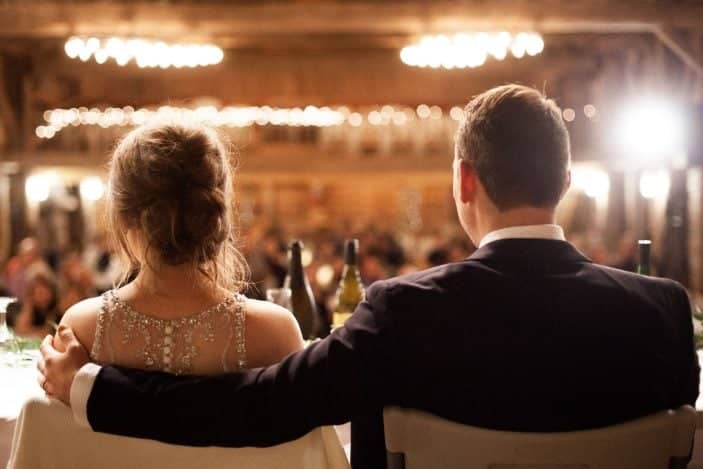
top-left (384, 406), bottom-right (696, 469)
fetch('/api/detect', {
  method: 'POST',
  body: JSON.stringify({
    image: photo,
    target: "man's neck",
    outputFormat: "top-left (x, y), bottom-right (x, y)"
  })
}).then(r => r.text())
top-left (475, 206), bottom-right (557, 242)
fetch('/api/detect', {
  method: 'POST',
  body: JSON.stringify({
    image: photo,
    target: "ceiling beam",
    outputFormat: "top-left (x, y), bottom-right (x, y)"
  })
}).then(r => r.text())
top-left (1, 1), bottom-right (703, 41)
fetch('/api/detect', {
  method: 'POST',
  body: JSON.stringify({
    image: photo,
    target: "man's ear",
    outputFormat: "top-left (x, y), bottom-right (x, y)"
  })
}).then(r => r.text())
top-left (561, 169), bottom-right (572, 199)
top-left (459, 160), bottom-right (477, 204)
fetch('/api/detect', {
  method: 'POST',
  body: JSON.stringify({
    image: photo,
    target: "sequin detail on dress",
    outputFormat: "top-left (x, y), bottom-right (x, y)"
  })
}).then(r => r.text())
top-left (90, 290), bottom-right (247, 375)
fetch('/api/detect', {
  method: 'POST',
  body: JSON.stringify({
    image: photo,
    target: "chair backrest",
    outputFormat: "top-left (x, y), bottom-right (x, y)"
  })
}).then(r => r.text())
top-left (8, 396), bottom-right (349, 469)
top-left (383, 406), bottom-right (696, 469)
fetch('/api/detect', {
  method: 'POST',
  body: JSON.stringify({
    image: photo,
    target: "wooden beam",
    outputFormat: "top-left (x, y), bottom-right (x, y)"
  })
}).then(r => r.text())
top-left (0, 56), bottom-right (21, 151)
top-left (1, 0), bottom-right (703, 41)
top-left (653, 27), bottom-right (703, 78)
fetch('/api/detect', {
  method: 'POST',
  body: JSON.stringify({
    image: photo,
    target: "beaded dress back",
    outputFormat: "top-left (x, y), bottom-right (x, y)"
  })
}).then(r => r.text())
top-left (91, 290), bottom-right (247, 375)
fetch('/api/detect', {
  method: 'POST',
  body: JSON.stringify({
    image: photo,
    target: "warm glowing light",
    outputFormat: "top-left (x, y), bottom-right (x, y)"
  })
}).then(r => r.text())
top-left (571, 167), bottom-right (610, 198)
top-left (416, 104), bottom-right (431, 119)
top-left (315, 264), bottom-right (335, 287)
top-left (429, 106), bottom-right (442, 120)
top-left (639, 171), bottom-right (670, 199)
top-left (401, 32), bottom-right (543, 69)
top-left (348, 112), bottom-right (363, 127)
top-left (25, 174), bottom-right (54, 202)
top-left (38, 103), bottom-right (466, 139)
top-left (616, 98), bottom-right (686, 160)
top-left (584, 104), bottom-right (597, 119)
top-left (449, 106), bottom-right (465, 121)
top-left (301, 248), bottom-right (313, 268)
top-left (64, 36), bottom-right (224, 68)
top-left (80, 177), bottom-right (105, 201)
top-left (562, 108), bottom-right (576, 122)
top-left (37, 105), bottom-right (347, 138)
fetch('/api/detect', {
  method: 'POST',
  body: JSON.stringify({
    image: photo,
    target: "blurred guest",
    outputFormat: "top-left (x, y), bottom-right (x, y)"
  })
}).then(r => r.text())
top-left (426, 247), bottom-right (449, 266)
top-left (83, 234), bottom-right (123, 293)
top-left (611, 231), bottom-right (637, 272)
top-left (2, 237), bottom-right (53, 299)
top-left (10, 274), bottom-right (60, 337)
top-left (359, 250), bottom-right (387, 285)
top-left (58, 249), bottom-right (95, 313)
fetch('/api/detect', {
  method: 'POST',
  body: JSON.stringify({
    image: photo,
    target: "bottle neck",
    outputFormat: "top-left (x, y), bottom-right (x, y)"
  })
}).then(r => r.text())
top-left (637, 241), bottom-right (651, 275)
top-left (288, 249), bottom-right (307, 288)
top-left (341, 263), bottom-right (360, 281)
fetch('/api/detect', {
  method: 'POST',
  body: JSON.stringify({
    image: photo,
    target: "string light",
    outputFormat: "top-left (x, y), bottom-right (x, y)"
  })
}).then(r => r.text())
top-left (562, 108), bottom-right (576, 122)
top-left (37, 105), bottom-right (349, 138)
top-left (400, 32), bottom-right (544, 69)
top-left (36, 101), bottom-right (591, 140)
top-left (64, 36), bottom-right (224, 68)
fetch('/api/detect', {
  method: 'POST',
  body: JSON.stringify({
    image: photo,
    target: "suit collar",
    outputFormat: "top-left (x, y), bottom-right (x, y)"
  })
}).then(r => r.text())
top-left (468, 238), bottom-right (592, 264)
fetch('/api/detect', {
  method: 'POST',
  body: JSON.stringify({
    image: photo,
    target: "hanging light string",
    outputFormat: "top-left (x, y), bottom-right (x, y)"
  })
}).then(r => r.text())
top-left (35, 104), bottom-right (470, 139)
top-left (64, 36), bottom-right (224, 68)
top-left (400, 32), bottom-right (544, 69)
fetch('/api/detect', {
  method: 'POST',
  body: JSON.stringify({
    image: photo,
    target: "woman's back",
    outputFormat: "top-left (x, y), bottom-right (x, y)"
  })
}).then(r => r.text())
top-left (60, 286), bottom-right (304, 374)
top-left (92, 290), bottom-right (247, 375)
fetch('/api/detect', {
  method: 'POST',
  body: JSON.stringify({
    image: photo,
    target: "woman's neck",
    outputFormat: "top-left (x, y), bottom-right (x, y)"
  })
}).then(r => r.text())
top-left (132, 262), bottom-right (219, 299)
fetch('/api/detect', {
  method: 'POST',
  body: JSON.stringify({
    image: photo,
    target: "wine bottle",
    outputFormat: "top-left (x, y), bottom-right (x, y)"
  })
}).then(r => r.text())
top-left (283, 240), bottom-right (319, 340)
top-left (332, 239), bottom-right (365, 328)
top-left (637, 239), bottom-right (651, 275)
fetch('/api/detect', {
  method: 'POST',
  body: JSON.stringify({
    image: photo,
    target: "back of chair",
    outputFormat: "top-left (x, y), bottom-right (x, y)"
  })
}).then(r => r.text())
top-left (8, 396), bottom-right (349, 469)
top-left (383, 406), bottom-right (696, 469)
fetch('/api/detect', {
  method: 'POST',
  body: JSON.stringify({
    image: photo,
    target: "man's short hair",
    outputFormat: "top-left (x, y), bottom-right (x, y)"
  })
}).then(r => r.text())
top-left (455, 84), bottom-right (571, 210)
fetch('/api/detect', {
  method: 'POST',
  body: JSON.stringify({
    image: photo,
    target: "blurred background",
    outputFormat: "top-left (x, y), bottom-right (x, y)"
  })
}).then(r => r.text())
top-left (1, 0), bottom-right (702, 334)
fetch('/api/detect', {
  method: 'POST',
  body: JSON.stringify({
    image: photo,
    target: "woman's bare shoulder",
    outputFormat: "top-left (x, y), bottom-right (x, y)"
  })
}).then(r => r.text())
top-left (242, 297), bottom-right (305, 366)
top-left (57, 296), bottom-right (103, 352)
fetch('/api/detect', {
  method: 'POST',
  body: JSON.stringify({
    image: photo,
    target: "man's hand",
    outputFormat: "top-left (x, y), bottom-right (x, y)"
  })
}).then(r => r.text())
top-left (37, 326), bottom-right (89, 406)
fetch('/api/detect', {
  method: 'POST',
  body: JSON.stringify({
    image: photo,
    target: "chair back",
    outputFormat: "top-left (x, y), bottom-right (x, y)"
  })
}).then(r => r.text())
top-left (383, 406), bottom-right (696, 469)
top-left (8, 396), bottom-right (349, 469)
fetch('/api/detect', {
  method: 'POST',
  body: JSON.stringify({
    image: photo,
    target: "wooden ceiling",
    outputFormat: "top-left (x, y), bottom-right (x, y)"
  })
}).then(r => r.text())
top-left (2, 0), bottom-right (703, 42)
top-left (1, 0), bottom-right (702, 155)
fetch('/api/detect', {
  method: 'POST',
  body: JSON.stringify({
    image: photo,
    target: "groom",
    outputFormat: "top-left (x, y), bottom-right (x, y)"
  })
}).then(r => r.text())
top-left (39, 84), bottom-right (699, 468)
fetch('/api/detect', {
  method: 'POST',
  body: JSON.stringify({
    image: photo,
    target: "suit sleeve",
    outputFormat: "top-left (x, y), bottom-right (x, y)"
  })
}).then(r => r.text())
top-left (87, 282), bottom-right (397, 447)
top-left (672, 283), bottom-right (700, 407)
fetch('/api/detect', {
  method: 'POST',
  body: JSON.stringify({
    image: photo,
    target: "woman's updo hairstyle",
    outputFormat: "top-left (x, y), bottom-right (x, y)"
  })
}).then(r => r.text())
top-left (107, 121), bottom-right (248, 292)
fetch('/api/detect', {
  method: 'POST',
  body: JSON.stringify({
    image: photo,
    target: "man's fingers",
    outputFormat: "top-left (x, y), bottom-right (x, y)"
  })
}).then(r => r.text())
top-left (39, 334), bottom-right (57, 359)
top-left (36, 357), bottom-right (46, 375)
top-left (57, 325), bottom-right (80, 344)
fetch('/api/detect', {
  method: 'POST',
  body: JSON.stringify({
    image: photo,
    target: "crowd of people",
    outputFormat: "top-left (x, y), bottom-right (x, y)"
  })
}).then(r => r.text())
top-left (2, 220), bottom-right (642, 338)
top-left (0, 223), bottom-right (473, 337)
top-left (0, 235), bottom-right (121, 336)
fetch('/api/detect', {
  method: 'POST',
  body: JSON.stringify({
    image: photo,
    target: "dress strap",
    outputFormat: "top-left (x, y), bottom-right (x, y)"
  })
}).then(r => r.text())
top-left (90, 291), bottom-right (113, 363)
top-left (234, 294), bottom-right (247, 369)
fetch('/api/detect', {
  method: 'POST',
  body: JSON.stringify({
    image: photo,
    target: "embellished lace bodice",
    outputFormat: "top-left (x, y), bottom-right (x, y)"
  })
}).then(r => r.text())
top-left (90, 290), bottom-right (247, 375)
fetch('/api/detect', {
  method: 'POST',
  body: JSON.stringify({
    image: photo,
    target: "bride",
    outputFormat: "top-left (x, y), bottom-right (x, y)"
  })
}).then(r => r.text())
top-left (54, 121), bottom-right (304, 373)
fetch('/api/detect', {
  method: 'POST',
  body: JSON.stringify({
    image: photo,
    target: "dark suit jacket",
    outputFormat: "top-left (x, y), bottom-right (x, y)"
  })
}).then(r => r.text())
top-left (86, 239), bottom-right (700, 468)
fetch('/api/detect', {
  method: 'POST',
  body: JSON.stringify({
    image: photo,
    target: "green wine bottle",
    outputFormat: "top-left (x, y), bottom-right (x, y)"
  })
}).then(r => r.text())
top-left (637, 240), bottom-right (651, 276)
top-left (284, 240), bottom-right (319, 340)
top-left (332, 239), bottom-right (365, 328)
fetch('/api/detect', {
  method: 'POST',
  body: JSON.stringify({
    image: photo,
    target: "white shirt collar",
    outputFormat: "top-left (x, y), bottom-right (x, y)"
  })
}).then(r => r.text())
top-left (478, 224), bottom-right (565, 248)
